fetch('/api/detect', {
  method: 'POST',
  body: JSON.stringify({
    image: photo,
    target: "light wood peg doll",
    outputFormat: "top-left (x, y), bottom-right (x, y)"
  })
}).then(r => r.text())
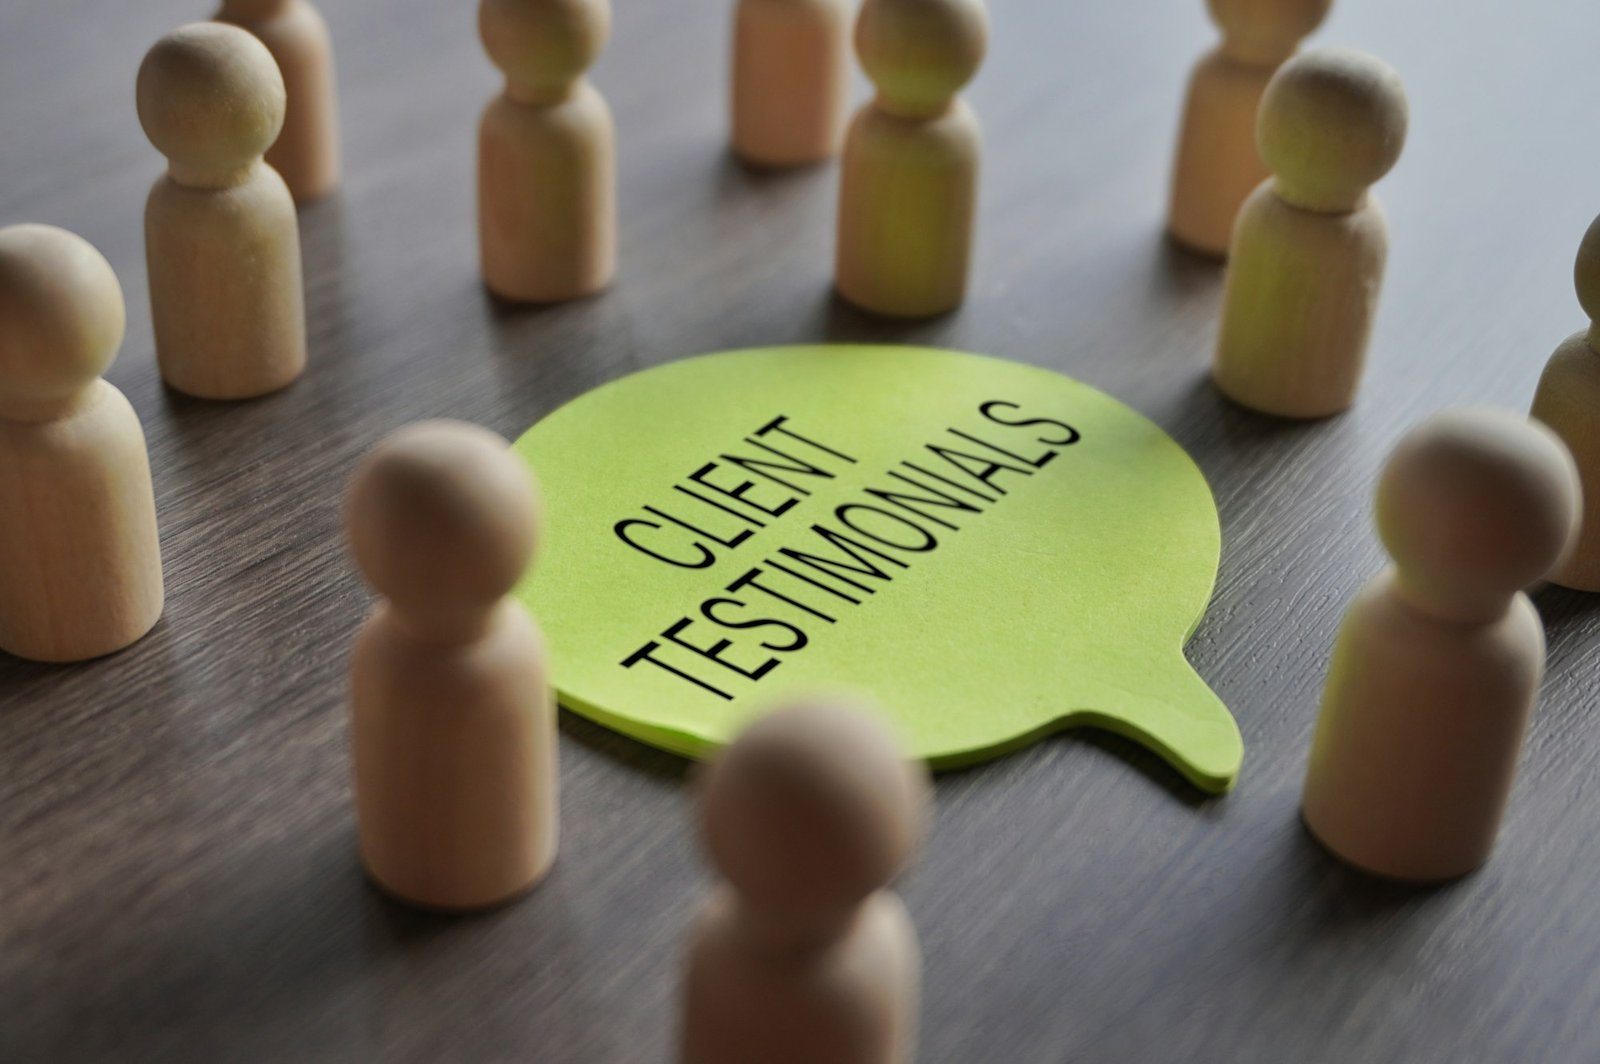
top-left (1530, 212), bottom-right (1600, 591)
top-left (731, 0), bottom-right (854, 167)
top-left (1167, 0), bottom-right (1332, 256)
top-left (346, 420), bottom-right (557, 911)
top-left (0, 225), bottom-right (164, 662)
top-left (478, 0), bottom-right (617, 303)
top-left (836, 0), bottom-right (989, 318)
top-left (680, 698), bottom-right (931, 1064)
top-left (138, 23), bottom-right (308, 400)
top-left (216, 0), bottom-right (342, 203)
top-left (1302, 408), bottom-right (1580, 882)
top-left (1212, 47), bottom-right (1408, 418)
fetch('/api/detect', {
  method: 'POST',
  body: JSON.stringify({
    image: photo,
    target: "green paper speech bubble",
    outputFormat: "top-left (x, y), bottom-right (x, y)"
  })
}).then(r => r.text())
top-left (513, 345), bottom-right (1242, 793)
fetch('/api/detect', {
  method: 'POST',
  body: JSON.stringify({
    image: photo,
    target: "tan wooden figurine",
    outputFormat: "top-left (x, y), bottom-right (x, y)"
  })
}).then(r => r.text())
top-left (1212, 47), bottom-right (1408, 419)
top-left (732, 0), bottom-right (854, 167)
top-left (346, 420), bottom-right (557, 911)
top-left (216, 0), bottom-right (342, 203)
top-left (836, 0), bottom-right (989, 318)
top-left (1530, 212), bottom-right (1600, 591)
top-left (0, 225), bottom-right (164, 662)
top-left (680, 698), bottom-right (930, 1064)
top-left (478, 0), bottom-right (617, 303)
top-left (138, 23), bottom-right (308, 401)
top-left (1167, 0), bottom-right (1332, 256)
top-left (1302, 408), bottom-right (1581, 882)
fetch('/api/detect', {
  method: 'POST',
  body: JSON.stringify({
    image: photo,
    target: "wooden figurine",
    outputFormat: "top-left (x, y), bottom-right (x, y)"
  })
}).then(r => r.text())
top-left (1212, 47), bottom-right (1408, 419)
top-left (1166, 0), bottom-right (1331, 256)
top-left (1530, 212), bottom-right (1600, 591)
top-left (138, 23), bottom-right (308, 400)
top-left (680, 699), bottom-right (930, 1064)
top-left (216, 0), bottom-right (342, 203)
top-left (836, 0), bottom-right (988, 318)
top-left (0, 225), bottom-right (164, 662)
top-left (347, 421), bottom-right (557, 911)
top-left (1302, 408), bottom-right (1580, 881)
top-left (478, 0), bottom-right (617, 303)
top-left (732, 0), bottom-right (854, 168)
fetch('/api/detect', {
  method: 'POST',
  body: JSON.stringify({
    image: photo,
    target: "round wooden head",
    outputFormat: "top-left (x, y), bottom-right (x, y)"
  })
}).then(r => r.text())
top-left (479, 0), bottom-right (611, 103)
top-left (856, 0), bottom-right (989, 119)
top-left (1377, 408), bottom-right (1580, 622)
top-left (1207, 0), bottom-right (1331, 64)
top-left (347, 421), bottom-right (541, 641)
top-left (0, 224), bottom-right (125, 421)
top-left (1257, 47), bottom-right (1408, 212)
top-left (701, 698), bottom-right (930, 918)
top-left (1574, 213), bottom-right (1600, 327)
top-left (136, 23), bottom-right (286, 185)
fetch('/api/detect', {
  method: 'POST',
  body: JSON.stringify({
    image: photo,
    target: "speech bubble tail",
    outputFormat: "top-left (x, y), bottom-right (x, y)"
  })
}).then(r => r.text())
top-left (1069, 657), bottom-right (1243, 795)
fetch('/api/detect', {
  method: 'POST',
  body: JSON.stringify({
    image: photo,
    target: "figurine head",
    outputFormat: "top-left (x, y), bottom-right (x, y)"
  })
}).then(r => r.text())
top-left (1574, 213), bottom-right (1600, 329)
top-left (0, 225), bottom-right (125, 421)
top-left (857, 0), bottom-right (989, 119)
top-left (1258, 47), bottom-right (1408, 212)
top-left (479, 0), bottom-right (611, 104)
top-left (1377, 408), bottom-right (1580, 622)
top-left (1208, 0), bottom-right (1331, 64)
top-left (701, 698), bottom-right (930, 922)
top-left (347, 421), bottom-right (541, 642)
top-left (137, 23), bottom-right (286, 186)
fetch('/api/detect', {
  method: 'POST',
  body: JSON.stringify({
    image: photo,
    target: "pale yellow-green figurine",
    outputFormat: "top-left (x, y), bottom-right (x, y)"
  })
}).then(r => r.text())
top-left (1212, 47), bottom-right (1407, 418)
top-left (1530, 212), bottom-right (1600, 591)
top-left (836, 0), bottom-right (988, 318)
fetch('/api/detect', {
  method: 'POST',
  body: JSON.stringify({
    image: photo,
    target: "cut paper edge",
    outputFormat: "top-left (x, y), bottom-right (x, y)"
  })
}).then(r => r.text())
top-left (552, 653), bottom-right (1242, 795)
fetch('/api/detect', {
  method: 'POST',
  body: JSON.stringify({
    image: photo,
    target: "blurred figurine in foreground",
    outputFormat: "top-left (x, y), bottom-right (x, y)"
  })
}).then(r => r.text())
top-left (1530, 212), bottom-right (1600, 591)
top-left (1212, 47), bottom-right (1407, 418)
top-left (347, 420), bottom-right (557, 911)
top-left (0, 225), bottom-right (164, 662)
top-left (1302, 408), bottom-right (1580, 881)
top-left (216, 0), bottom-right (342, 203)
top-left (1167, 0), bottom-right (1331, 256)
top-left (680, 699), bottom-right (930, 1064)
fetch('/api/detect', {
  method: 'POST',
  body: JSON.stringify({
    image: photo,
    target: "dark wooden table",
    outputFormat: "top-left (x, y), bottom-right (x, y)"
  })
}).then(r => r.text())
top-left (5, 1), bottom-right (1600, 1061)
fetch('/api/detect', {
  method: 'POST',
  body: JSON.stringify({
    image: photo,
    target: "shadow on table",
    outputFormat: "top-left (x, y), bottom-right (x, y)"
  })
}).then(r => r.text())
top-left (926, 725), bottom-right (1223, 813)
top-left (1533, 582), bottom-right (1600, 630)
top-left (813, 289), bottom-right (963, 348)
top-left (712, 147), bottom-right (837, 197)
top-left (1149, 234), bottom-right (1227, 303)
top-left (556, 707), bottom-right (695, 785)
top-left (10, 818), bottom-right (599, 1062)
top-left (1289, 817), bottom-right (1473, 928)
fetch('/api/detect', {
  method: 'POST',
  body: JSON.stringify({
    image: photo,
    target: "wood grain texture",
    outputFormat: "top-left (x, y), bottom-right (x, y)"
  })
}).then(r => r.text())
top-left (2, 1), bottom-right (1599, 1061)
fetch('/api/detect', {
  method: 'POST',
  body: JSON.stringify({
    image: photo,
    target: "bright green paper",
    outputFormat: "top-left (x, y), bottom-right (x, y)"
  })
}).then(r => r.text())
top-left (513, 345), bottom-right (1242, 793)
